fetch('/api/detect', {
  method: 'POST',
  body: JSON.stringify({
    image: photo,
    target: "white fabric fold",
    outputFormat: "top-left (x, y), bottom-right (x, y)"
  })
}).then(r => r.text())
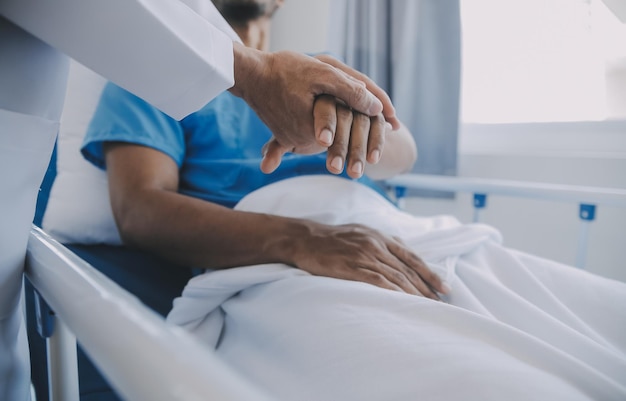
top-left (167, 176), bottom-right (626, 401)
top-left (0, 0), bottom-right (237, 120)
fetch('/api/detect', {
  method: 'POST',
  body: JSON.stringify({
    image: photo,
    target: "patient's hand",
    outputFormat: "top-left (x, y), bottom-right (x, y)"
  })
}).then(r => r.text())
top-left (286, 222), bottom-right (447, 300)
top-left (260, 95), bottom-right (387, 177)
top-left (315, 95), bottom-right (388, 179)
top-left (261, 94), bottom-right (417, 179)
top-left (263, 94), bottom-right (417, 179)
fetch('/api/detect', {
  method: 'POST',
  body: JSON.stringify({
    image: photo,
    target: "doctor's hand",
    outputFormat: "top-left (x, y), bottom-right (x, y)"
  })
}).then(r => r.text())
top-left (260, 95), bottom-right (388, 176)
top-left (286, 222), bottom-right (448, 300)
top-left (229, 43), bottom-right (399, 172)
top-left (313, 53), bottom-right (400, 131)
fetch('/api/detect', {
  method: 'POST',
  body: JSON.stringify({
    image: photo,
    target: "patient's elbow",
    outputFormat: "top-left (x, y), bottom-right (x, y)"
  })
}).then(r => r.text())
top-left (113, 209), bottom-right (143, 248)
top-left (111, 199), bottom-right (154, 250)
top-left (387, 122), bottom-right (417, 174)
top-left (365, 135), bottom-right (417, 180)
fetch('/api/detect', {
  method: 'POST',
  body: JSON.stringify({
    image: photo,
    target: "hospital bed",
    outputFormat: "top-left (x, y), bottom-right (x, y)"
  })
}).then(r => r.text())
top-left (27, 171), bottom-right (626, 401)
top-left (26, 60), bottom-right (626, 400)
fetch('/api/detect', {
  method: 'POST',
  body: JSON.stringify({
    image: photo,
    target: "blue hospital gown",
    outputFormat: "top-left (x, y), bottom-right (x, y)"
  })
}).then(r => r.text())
top-left (82, 82), bottom-right (387, 208)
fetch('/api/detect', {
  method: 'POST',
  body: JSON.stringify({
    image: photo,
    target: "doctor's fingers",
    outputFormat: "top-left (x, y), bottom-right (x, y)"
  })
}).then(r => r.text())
top-left (311, 56), bottom-right (382, 118)
top-left (314, 54), bottom-right (401, 130)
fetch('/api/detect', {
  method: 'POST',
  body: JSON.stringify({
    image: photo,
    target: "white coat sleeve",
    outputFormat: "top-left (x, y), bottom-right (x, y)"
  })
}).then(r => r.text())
top-left (0, 0), bottom-right (242, 120)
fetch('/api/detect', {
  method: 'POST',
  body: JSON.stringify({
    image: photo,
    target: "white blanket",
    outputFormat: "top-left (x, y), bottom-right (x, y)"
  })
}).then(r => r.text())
top-left (167, 175), bottom-right (626, 401)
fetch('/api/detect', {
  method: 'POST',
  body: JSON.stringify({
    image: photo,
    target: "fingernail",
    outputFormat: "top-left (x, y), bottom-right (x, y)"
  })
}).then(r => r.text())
top-left (441, 282), bottom-right (452, 295)
top-left (351, 161), bottom-right (363, 176)
top-left (371, 150), bottom-right (380, 164)
top-left (319, 129), bottom-right (333, 145)
top-left (330, 156), bottom-right (343, 172)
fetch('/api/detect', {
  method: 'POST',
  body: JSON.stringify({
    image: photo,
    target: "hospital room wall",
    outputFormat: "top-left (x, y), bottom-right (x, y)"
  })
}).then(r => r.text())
top-left (271, 0), bottom-right (626, 283)
top-left (414, 138), bottom-right (626, 283)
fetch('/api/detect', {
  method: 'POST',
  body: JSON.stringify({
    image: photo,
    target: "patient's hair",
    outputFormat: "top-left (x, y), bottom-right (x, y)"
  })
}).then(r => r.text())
top-left (211, 0), bottom-right (280, 25)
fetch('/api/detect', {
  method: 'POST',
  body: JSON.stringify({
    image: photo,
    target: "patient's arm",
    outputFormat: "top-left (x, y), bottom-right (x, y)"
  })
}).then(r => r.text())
top-left (360, 120), bottom-right (415, 180)
top-left (104, 143), bottom-right (445, 300)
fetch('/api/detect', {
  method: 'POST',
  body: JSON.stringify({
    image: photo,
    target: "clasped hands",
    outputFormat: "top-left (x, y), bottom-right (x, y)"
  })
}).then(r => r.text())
top-left (262, 93), bottom-right (391, 179)
top-left (261, 54), bottom-right (396, 178)
top-left (230, 45), bottom-right (399, 178)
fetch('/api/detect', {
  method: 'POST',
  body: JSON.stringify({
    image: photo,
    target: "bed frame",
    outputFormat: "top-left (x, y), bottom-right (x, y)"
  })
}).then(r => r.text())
top-left (26, 173), bottom-right (626, 401)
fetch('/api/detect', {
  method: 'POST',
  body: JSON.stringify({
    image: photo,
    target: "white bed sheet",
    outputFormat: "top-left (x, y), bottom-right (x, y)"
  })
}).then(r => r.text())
top-left (167, 175), bottom-right (626, 401)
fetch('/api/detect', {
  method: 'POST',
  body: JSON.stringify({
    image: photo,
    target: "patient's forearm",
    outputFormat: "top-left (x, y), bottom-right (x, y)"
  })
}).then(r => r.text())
top-left (364, 122), bottom-right (417, 180)
top-left (115, 187), bottom-right (306, 269)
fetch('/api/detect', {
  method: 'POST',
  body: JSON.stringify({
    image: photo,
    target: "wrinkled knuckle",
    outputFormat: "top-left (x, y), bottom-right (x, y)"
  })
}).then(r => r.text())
top-left (372, 115), bottom-right (386, 129)
top-left (350, 84), bottom-right (368, 106)
top-left (316, 53), bottom-right (331, 62)
top-left (349, 147), bottom-right (366, 161)
top-left (332, 137), bottom-right (349, 149)
top-left (363, 236), bottom-right (382, 252)
top-left (349, 223), bottom-right (369, 232)
top-left (360, 242), bottom-right (375, 254)
top-left (390, 270), bottom-right (407, 284)
top-left (354, 112), bottom-right (371, 125)
top-left (318, 112), bottom-right (336, 127)
top-left (349, 137), bottom-right (367, 151)
top-left (409, 252), bottom-right (426, 267)
top-left (337, 105), bottom-right (353, 120)
top-left (370, 112), bottom-right (383, 122)
top-left (340, 223), bottom-right (356, 232)
top-left (366, 272), bottom-right (387, 287)
top-left (389, 240), bottom-right (408, 254)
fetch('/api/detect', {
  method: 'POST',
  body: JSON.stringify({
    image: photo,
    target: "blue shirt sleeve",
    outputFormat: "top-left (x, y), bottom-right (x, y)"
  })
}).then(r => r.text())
top-left (82, 82), bottom-right (186, 170)
top-left (81, 81), bottom-right (391, 208)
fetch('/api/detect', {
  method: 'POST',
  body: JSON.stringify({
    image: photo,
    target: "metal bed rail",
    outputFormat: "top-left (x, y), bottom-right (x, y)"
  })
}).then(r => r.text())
top-left (386, 173), bottom-right (626, 268)
top-left (26, 225), bottom-right (274, 401)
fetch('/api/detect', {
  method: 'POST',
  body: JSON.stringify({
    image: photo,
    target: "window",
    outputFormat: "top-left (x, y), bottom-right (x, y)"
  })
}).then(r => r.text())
top-left (460, 0), bottom-right (626, 123)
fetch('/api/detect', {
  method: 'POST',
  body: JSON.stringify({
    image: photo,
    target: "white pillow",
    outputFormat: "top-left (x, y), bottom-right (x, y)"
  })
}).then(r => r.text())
top-left (42, 59), bottom-right (123, 245)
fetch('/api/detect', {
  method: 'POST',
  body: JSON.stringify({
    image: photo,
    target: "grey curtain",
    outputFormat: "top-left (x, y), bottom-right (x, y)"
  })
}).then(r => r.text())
top-left (327, 0), bottom-right (461, 180)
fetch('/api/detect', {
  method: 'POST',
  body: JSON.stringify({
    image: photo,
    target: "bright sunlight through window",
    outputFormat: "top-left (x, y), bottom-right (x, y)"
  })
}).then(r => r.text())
top-left (460, 0), bottom-right (626, 123)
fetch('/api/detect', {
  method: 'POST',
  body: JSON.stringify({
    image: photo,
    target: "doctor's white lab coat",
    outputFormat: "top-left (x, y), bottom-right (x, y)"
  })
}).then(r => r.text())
top-left (0, 1), bottom-right (240, 399)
